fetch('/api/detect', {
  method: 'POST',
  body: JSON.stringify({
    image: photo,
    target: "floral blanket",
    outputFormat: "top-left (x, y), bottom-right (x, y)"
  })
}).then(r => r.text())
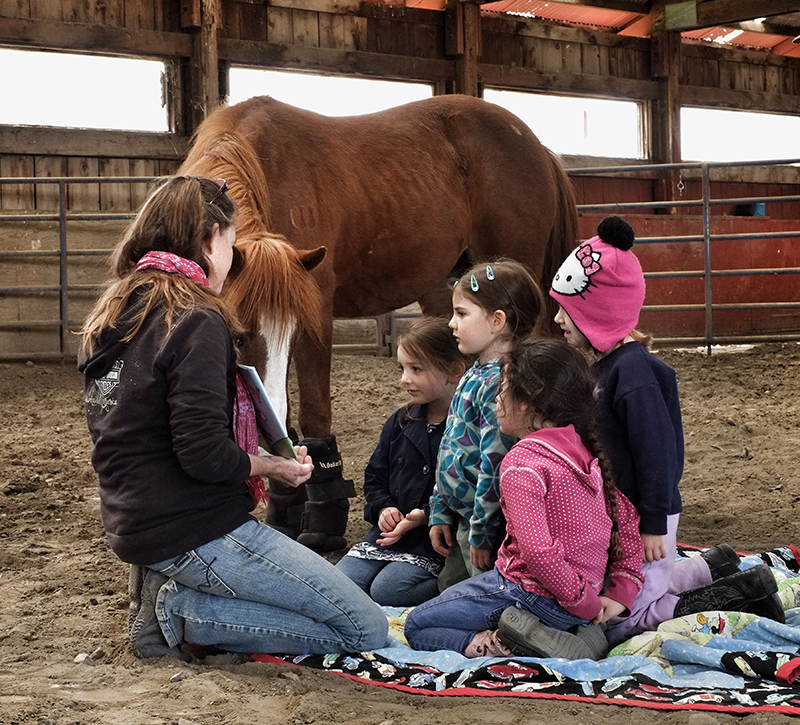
top-left (253, 546), bottom-right (800, 714)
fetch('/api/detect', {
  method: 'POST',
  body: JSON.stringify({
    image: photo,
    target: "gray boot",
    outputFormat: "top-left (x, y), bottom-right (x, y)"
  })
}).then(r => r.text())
top-left (128, 566), bottom-right (181, 659)
top-left (497, 607), bottom-right (605, 661)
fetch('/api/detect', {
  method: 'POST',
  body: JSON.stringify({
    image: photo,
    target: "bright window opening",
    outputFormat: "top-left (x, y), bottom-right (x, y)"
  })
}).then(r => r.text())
top-left (0, 49), bottom-right (167, 132)
top-left (681, 108), bottom-right (800, 162)
top-left (228, 68), bottom-right (433, 116)
top-left (483, 89), bottom-right (643, 158)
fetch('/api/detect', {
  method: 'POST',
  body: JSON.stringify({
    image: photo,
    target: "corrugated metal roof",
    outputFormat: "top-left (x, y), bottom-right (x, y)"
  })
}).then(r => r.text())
top-left (479, 1), bottom-right (641, 31)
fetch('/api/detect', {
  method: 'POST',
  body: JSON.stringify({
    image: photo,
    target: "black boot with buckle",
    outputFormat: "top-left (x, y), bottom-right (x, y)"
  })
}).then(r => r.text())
top-left (296, 435), bottom-right (356, 552)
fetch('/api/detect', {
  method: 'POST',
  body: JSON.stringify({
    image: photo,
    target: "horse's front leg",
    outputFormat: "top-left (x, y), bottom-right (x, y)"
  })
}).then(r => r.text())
top-left (292, 317), bottom-right (333, 439)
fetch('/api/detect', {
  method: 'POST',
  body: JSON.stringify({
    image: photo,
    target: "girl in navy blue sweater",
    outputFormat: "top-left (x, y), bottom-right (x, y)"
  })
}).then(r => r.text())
top-left (337, 318), bottom-right (467, 606)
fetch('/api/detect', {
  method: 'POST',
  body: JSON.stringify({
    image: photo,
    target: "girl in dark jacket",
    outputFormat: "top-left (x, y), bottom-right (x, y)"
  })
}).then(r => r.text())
top-left (336, 318), bottom-right (467, 606)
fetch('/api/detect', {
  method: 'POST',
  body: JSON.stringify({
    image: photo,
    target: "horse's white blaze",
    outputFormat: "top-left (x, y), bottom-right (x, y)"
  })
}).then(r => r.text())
top-left (260, 318), bottom-right (296, 428)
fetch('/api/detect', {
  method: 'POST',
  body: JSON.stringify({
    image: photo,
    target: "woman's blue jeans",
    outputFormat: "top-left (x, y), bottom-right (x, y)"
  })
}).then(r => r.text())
top-left (148, 519), bottom-right (388, 655)
top-left (404, 567), bottom-right (588, 653)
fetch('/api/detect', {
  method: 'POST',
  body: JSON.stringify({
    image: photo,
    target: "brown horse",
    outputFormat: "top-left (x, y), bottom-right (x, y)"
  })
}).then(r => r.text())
top-left (179, 94), bottom-right (578, 438)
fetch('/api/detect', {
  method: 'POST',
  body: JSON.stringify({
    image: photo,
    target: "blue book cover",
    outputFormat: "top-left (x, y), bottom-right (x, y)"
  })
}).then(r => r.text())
top-left (238, 364), bottom-right (297, 460)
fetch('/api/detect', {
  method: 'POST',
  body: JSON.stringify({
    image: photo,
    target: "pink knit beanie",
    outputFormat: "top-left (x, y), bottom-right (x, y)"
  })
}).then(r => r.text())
top-left (549, 216), bottom-right (645, 353)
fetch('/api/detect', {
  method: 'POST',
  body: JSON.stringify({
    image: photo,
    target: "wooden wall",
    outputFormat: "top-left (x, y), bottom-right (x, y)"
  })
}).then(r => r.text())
top-left (2, 0), bottom-right (800, 357)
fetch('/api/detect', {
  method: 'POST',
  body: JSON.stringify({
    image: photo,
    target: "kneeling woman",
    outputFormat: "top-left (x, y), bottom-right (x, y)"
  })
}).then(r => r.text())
top-left (78, 176), bottom-right (387, 658)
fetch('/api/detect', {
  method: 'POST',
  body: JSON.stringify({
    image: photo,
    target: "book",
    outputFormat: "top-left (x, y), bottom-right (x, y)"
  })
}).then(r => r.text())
top-left (238, 364), bottom-right (297, 460)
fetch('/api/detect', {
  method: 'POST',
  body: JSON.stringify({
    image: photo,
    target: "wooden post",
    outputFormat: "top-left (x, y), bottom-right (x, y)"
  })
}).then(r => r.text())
top-left (186, 0), bottom-right (221, 133)
top-left (650, 2), bottom-right (682, 212)
top-left (445, 1), bottom-right (482, 97)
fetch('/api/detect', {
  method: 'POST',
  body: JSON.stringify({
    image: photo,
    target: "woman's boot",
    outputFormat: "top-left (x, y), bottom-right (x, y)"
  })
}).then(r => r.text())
top-left (296, 435), bottom-right (356, 552)
top-left (673, 564), bottom-right (785, 623)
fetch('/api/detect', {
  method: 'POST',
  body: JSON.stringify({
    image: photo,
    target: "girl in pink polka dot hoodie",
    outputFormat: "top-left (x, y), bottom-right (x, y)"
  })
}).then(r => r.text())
top-left (404, 338), bottom-right (644, 659)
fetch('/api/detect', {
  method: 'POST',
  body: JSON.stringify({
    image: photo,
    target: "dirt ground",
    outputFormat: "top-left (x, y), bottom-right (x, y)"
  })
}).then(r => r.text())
top-left (1, 343), bottom-right (800, 725)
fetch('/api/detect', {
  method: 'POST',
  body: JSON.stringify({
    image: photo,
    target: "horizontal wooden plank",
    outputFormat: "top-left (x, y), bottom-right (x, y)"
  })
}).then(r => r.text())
top-left (681, 83), bottom-right (800, 115)
top-left (479, 64), bottom-right (659, 101)
top-left (219, 37), bottom-right (454, 81)
top-left (0, 16), bottom-right (192, 56)
top-left (0, 126), bottom-right (189, 160)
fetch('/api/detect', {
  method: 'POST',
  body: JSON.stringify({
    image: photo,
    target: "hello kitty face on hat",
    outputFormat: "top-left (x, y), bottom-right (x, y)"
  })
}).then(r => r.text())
top-left (552, 242), bottom-right (602, 298)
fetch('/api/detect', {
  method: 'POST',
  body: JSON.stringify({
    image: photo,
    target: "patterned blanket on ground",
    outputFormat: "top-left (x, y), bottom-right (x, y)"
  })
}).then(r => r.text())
top-left (253, 546), bottom-right (800, 714)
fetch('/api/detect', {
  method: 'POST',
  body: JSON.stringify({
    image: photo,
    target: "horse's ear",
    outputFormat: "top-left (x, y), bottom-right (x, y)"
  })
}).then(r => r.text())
top-left (298, 246), bottom-right (326, 271)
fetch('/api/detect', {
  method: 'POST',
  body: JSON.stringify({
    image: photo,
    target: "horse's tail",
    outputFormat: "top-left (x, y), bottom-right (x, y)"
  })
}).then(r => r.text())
top-left (180, 106), bottom-right (273, 239)
top-left (541, 149), bottom-right (579, 329)
top-left (224, 232), bottom-right (324, 345)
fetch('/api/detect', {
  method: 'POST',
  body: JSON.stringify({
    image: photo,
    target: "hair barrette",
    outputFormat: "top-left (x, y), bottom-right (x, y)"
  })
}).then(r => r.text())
top-left (470, 275), bottom-right (479, 292)
top-left (486, 265), bottom-right (495, 280)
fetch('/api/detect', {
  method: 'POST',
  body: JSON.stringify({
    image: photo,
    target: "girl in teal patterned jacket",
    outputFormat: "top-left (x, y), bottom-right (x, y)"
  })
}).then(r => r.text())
top-left (430, 260), bottom-right (544, 591)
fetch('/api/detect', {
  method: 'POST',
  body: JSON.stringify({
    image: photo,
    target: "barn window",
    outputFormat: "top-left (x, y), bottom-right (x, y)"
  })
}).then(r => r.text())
top-left (228, 68), bottom-right (433, 116)
top-left (0, 48), bottom-right (167, 132)
top-left (482, 89), bottom-right (643, 159)
top-left (681, 108), bottom-right (800, 162)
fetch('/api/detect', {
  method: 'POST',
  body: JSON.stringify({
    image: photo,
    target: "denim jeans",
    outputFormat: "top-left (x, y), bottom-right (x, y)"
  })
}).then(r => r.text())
top-left (404, 567), bottom-right (588, 653)
top-left (148, 519), bottom-right (388, 655)
top-left (335, 555), bottom-right (440, 607)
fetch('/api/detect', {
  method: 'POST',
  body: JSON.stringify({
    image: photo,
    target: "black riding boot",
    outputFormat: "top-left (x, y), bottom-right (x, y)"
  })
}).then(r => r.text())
top-left (700, 543), bottom-right (741, 580)
top-left (296, 435), bottom-right (356, 552)
top-left (673, 564), bottom-right (785, 623)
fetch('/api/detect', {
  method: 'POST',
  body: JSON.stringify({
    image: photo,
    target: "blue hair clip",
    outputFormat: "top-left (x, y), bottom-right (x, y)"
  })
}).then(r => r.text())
top-left (453, 280), bottom-right (459, 288)
top-left (470, 275), bottom-right (479, 292)
top-left (486, 265), bottom-right (495, 281)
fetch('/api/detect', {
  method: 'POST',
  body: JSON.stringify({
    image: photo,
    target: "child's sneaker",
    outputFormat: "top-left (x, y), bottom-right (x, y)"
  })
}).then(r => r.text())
top-left (464, 629), bottom-right (512, 658)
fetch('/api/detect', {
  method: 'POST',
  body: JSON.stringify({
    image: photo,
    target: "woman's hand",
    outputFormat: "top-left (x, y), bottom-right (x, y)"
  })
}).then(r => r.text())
top-left (430, 524), bottom-right (453, 557)
top-left (377, 508), bottom-right (426, 547)
top-left (593, 596), bottom-right (626, 624)
top-left (470, 545), bottom-right (493, 572)
top-left (248, 445), bottom-right (313, 487)
top-left (641, 533), bottom-right (668, 562)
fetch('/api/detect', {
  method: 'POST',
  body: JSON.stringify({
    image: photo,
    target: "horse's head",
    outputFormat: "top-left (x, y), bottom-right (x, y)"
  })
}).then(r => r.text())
top-left (224, 233), bottom-right (326, 426)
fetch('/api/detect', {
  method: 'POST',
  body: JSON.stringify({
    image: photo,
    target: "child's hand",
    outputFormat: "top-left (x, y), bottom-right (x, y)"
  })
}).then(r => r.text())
top-left (378, 507), bottom-right (403, 533)
top-left (593, 596), bottom-right (626, 624)
top-left (641, 534), bottom-right (668, 562)
top-left (430, 524), bottom-right (453, 557)
top-left (377, 509), bottom-right (426, 547)
top-left (470, 545), bottom-right (494, 571)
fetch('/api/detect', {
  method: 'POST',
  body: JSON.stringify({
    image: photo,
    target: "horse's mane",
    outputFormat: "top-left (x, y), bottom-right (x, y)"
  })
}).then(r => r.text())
top-left (179, 105), bottom-right (322, 343)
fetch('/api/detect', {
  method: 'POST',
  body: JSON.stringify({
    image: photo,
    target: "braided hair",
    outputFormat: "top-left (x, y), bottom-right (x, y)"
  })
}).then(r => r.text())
top-left (501, 338), bottom-right (622, 559)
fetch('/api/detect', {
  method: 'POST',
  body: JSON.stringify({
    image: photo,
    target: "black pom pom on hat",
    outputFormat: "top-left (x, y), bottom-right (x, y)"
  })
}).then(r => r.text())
top-left (597, 215), bottom-right (635, 251)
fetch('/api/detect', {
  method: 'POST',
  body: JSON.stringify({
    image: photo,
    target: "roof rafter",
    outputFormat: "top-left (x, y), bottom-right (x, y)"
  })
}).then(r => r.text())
top-left (665, 0), bottom-right (800, 32)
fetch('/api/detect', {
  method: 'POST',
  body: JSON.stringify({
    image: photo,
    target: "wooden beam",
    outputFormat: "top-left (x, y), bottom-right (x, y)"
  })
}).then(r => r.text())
top-left (218, 38), bottom-right (454, 83)
top-left (0, 17), bottom-right (192, 58)
top-left (479, 65), bottom-right (659, 100)
top-left (664, 1), bottom-right (800, 32)
top-left (446, 2), bottom-right (481, 96)
top-left (0, 126), bottom-right (188, 159)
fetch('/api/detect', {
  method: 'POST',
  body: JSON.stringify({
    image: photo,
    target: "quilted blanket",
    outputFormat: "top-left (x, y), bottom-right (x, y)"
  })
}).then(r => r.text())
top-left (253, 546), bottom-right (800, 714)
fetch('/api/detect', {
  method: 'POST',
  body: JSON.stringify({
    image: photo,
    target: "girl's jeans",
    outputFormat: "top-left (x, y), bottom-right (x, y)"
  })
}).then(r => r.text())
top-left (335, 555), bottom-right (440, 607)
top-left (404, 567), bottom-right (588, 653)
top-left (149, 519), bottom-right (389, 655)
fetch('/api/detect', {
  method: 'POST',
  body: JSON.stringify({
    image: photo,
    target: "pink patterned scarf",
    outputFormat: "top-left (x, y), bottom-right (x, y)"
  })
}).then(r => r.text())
top-left (136, 251), bottom-right (267, 506)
